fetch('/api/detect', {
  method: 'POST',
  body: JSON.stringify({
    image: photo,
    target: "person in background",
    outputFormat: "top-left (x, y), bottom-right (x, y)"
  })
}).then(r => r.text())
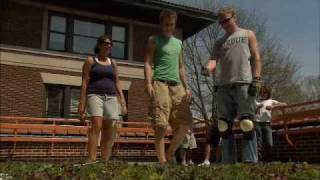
top-left (181, 129), bottom-right (197, 166)
top-left (198, 119), bottom-right (221, 166)
top-left (256, 86), bottom-right (287, 161)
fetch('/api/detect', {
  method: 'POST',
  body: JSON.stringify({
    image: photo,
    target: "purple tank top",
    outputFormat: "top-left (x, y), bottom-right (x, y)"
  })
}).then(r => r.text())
top-left (87, 57), bottom-right (116, 95)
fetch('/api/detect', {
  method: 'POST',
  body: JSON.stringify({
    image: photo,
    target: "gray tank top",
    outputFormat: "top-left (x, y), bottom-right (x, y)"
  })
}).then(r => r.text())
top-left (215, 28), bottom-right (252, 85)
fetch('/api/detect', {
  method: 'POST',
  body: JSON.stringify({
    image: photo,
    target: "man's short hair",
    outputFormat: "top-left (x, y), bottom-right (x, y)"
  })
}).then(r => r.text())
top-left (159, 9), bottom-right (177, 23)
top-left (217, 7), bottom-right (236, 18)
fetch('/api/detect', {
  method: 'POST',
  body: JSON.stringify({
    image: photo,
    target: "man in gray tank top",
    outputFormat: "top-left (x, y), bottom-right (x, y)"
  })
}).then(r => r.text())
top-left (204, 7), bottom-right (262, 163)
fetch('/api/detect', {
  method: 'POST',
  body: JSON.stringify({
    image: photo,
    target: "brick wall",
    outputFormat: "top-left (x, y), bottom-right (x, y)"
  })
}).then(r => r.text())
top-left (0, 0), bottom-right (43, 48)
top-left (132, 24), bottom-right (159, 62)
top-left (0, 64), bottom-right (149, 121)
top-left (0, 64), bottom-right (81, 117)
top-left (127, 79), bottom-right (150, 122)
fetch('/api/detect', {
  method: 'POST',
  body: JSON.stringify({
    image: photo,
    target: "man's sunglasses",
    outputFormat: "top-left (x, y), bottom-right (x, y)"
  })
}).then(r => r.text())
top-left (219, 15), bottom-right (233, 25)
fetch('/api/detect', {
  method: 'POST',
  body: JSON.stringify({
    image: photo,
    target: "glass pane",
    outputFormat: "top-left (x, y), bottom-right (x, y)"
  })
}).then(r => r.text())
top-left (111, 42), bottom-right (125, 59)
top-left (49, 33), bottom-right (65, 51)
top-left (72, 35), bottom-right (97, 54)
top-left (46, 87), bottom-right (63, 117)
top-left (112, 26), bottom-right (125, 42)
top-left (69, 88), bottom-right (80, 117)
top-left (74, 19), bottom-right (105, 37)
top-left (50, 16), bottom-right (66, 33)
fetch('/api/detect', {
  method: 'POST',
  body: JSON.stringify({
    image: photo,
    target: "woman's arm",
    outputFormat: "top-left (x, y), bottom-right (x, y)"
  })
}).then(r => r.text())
top-left (78, 57), bottom-right (93, 120)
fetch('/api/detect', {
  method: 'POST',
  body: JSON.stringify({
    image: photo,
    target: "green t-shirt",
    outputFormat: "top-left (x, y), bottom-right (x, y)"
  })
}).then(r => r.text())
top-left (153, 35), bottom-right (182, 83)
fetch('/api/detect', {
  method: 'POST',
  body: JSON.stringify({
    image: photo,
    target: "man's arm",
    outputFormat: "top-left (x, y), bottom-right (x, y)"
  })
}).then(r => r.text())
top-left (144, 36), bottom-right (155, 97)
top-left (204, 44), bottom-right (219, 75)
top-left (179, 48), bottom-right (189, 90)
top-left (248, 30), bottom-right (261, 78)
top-left (179, 48), bottom-right (192, 101)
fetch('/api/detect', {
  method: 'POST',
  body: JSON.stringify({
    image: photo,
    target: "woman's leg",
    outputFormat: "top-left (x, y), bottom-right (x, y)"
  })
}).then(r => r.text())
top-left (88, 117), bottom-right (103, 162)
top-left (100, 119), bottom-right (116, 161)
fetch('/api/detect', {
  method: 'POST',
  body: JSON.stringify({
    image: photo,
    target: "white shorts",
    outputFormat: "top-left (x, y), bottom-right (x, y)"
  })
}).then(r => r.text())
top-left (87, 94), bottom-right (120, 120)
top-left (182, 133), bottom-right (197, 149)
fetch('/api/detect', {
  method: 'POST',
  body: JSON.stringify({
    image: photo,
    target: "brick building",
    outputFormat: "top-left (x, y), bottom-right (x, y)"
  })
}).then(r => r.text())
top-left (0, 0), bottom-right (215, 120)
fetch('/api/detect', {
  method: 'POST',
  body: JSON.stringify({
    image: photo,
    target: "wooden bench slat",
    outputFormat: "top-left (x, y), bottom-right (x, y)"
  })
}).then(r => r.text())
top-left (0, 137), bottom-right (87, 142)
top-left (0, 123), bottom-right (88, 132)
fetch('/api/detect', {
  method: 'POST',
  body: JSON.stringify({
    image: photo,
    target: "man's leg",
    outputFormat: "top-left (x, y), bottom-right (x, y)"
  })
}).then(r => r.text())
top-left (216, 86), bottom-right (237, 164)
top-left (204, 144), bottom-right (211, 162)
top-left (263, 123), bottom-right (273, 161)
top-left (154, 126), bottom-right (168, 164)
top-left (166, 125), bottom-right (189, 162)
top-left (215, 145), bottom-right (222, 162)
top-left (167, 85), bottom-right (192, 163)
top-left (255, 123), bottom-right (263, 161)
top-left (236, 85), bottom-right (258, 163)
top-left (175, 145), bottom-right (183, 164)
top-left (149, 81), bottom-right (171, 164)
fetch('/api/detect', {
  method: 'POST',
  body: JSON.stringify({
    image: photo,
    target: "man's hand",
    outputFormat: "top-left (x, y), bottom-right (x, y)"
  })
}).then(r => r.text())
top-left (248, 77), bottom-right (262, 97)
top-left (201, 60), bottom-right (217, 77)
top-left (185, 89), bottom-right (192, 103)
top-left (266, 106), bottom-right (273, 111)
top-left (146, 83), bottom-right (155, 98)
top-left (201, 66), bottom-right (210, 77)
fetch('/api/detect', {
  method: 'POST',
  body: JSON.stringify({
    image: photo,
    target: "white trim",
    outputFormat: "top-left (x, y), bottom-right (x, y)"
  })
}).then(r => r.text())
top-left (0, 45), bottom-right (145, 79)
top-left (40, 72), bottom-right (132, 90)
top-left (41, 73), bottom-right (81, 86)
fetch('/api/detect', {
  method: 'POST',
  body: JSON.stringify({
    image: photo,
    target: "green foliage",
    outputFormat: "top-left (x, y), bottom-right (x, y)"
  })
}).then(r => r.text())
top-left (0, 161), bottom-right (319, 180)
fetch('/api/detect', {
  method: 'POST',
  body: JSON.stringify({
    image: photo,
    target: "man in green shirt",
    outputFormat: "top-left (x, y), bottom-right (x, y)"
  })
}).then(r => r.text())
top-left (144, 9), bottom-right (193, 165)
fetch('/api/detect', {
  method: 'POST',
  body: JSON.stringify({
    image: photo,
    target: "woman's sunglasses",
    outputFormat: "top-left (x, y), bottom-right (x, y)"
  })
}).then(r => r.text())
top-left (101, 41), bottom-right (113, 47)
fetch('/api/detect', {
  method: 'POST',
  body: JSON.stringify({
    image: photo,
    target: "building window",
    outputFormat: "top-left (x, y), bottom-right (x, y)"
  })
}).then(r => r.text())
top-left (45, 85), bottom-right (80, 118)
top-left (72, 19), bottom-right (105, 54)
top-left (48, 16), bottom-right (66, 51)
top-left (111, 26), bottom-right (127, 59)
top-left (47, 13), bottom-right (128, 59)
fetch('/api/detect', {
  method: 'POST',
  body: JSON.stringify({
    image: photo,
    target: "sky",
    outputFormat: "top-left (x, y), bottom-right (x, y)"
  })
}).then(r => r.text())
top-left (219, 0), bottom-right (320, 77)
top-left (167, 0), bottom-right (319, 77)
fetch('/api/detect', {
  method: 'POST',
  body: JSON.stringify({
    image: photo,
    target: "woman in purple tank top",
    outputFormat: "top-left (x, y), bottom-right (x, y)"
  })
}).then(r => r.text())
top-left (78, 35), bottom-right (127, 163)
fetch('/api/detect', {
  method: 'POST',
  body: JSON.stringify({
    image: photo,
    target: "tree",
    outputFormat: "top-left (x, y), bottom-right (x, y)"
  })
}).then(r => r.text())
top-left (302, 75), bottom-right (320, 101)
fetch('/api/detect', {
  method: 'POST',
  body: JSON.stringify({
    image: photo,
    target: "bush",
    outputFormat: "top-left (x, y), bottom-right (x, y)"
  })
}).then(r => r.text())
top-left (0, 161), bottom-right (319, 180)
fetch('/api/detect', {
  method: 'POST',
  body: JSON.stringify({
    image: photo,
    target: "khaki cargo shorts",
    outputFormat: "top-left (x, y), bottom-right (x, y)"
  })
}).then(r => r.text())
top-left (148, 81), bottom-right (193, 130)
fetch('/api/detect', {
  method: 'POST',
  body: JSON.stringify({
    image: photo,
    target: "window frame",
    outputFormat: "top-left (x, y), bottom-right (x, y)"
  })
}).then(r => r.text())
top-left (47, 12), bottom-right (129, 59)
top-left (45, 84), bottom-right (80, 118)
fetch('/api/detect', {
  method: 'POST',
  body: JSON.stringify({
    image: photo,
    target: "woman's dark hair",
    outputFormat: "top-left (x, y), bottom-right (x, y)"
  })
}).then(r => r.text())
top-left (94, 35), bottom-right (112, 54)
top-left (260, 86), bottom-right (271, 100)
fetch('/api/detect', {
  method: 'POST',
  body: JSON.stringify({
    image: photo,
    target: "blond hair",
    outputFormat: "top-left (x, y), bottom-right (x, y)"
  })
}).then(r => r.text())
top-left (159, 9), bottom-right (177, 23)
top-left (217, 7), bottom-right (236, 18)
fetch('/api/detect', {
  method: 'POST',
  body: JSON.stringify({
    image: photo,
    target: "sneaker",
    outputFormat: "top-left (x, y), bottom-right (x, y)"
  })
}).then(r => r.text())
top-left (198, 160), bottom-right (210, 166)
top-left (181, 160), bottom-right (188, 166)
top-left (188, 160), bottom-right (194, 165)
